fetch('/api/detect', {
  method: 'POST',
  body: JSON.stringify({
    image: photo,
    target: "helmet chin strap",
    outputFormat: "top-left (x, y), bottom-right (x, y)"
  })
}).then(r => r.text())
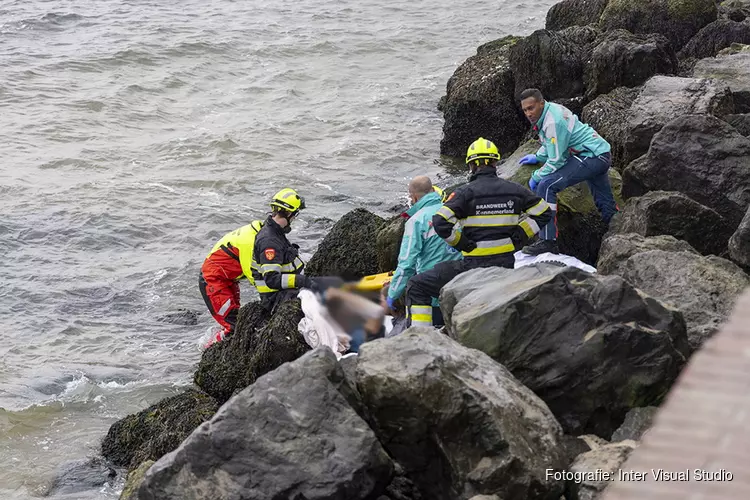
top-left (282, 211), bottom-right (297, 233)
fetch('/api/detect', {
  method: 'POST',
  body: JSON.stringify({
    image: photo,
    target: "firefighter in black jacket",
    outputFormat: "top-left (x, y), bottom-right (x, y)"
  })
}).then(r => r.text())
top-left (252, 188), bottom-right (325, 311)
top-left (404, 137), bottom-right (553, 328)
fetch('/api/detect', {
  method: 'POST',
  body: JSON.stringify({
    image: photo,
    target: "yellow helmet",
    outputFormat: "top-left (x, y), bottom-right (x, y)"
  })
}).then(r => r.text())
top-left (466, 137), bottom-right (500, 166)
top-left (270, 188), bottom-right (306, 214)
top-left (432, 185), bottom-right (447, 202)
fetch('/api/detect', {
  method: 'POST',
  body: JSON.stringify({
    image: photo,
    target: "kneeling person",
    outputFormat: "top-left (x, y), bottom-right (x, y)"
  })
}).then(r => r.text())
top-left (405, 137), bottom-right (552, 328)
top-left (386, 175), bottom-right (462, 324)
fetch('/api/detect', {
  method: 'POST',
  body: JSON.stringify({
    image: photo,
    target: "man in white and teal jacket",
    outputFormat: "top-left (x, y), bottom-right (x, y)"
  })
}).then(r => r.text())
top-left (386, 176), bottom-right (462, 326)
top-left (517, 88), bottom-right (618, 255)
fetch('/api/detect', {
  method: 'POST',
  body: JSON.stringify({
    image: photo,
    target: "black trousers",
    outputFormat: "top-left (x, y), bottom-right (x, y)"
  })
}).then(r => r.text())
top-left (405, 255), bottom-right (514, 327)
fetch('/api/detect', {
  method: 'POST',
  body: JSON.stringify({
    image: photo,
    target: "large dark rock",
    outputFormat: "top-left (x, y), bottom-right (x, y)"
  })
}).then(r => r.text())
top-left (611, 406), bottom-right (658, 442)
top-left (678, 19), bottom-right (750, 59)
top-left (380, 463), bottom-right (424, 500)
top-left (101, 388), bottom-right (219, 470)
top-left (376, 215), bottom-right (405, 273)
top-left (610, 190), bottom-right (734, 256)
top-left (194, 300), bottom-right (309, 404)
top-left (440, 265), bottom-right (689, 438)
top-left (565, 441), bottom-right (637, 500)
top-left (725, 112), bottom-right (750, 136)
top-left (156, 308), bottom-right (199, 326)
top-left (601, 248), bottom-right (750, 349)
top-left (137, 349), bottom-right (394, 500)
top-left (440, 36), bottom-right (528, 157)
top-left (356, 328), bottom-right (567, 500)
top-left (599, 0), bottom-right (717, 50)
top-left (509, 29), bottom-right (587, 100)
top-left (546, 0), bottom-right (610, 30)
top-left (42, 457), bottom-right (116, 497)
top-left (306, 208), bottom-right (385, 280)
top-left (719, 0), bottom-right (750, 21)
top-left (729, 206), bottom-right (750, 267)
top-left (508, 151), bottom-right (624, 266)
top-left (581, 86), bottom-right (642, 172)
top-left (584, 29), bottom-right (677, 99)
top-left (597, 233), bottom-right (699, 275)
top-left (693, 52), bottom-right (750, 112)
top-left (622, 76), bottom-right (734, 166)
top-left (622, 114), bottom-right (750, 228)
top-left (559, 24), bottom-right (602, 47)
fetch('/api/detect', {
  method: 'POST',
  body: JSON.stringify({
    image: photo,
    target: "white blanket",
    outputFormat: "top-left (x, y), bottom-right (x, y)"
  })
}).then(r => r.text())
top-left (297, 289), bottom-right (350, 359)
top-left (513, 251), bottom-right (597, 273)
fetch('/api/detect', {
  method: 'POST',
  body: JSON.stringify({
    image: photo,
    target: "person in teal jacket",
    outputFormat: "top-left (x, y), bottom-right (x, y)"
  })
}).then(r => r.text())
top-left (386, 176), bottom-right (462, 325)
top-left (517, 88), bottom-right (618, 255)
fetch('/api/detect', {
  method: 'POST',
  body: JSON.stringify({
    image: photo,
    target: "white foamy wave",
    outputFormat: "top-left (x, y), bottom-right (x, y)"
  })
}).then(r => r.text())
top-left (48, 374), bottom-right (152, 406)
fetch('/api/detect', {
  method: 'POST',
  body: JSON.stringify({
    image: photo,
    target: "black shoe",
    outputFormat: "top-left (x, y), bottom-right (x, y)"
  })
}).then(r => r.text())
top-left (521, 239), bottom-right (559, 256)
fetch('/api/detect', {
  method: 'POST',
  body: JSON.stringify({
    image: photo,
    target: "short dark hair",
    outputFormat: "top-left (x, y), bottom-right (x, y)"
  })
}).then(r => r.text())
top-left (520, 88), bottom-right (544, 102)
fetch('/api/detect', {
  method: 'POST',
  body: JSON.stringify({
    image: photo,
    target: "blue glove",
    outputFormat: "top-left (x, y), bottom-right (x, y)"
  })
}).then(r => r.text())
top-left (519, 154), bottom-right (538, 165)
top-left (528, 177), bottom-right (539, 191)
top-left (386, 296), bottom-right (395, 310)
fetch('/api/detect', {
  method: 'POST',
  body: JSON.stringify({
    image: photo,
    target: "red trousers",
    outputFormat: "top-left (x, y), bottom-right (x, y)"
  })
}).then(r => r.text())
top-left (199, 265), bottom-right (240, 333)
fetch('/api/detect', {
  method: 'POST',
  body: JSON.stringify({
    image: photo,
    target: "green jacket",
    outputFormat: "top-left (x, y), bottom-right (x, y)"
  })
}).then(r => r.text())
top-left (532, 102), bottom-right (611, 182)
top-left (388, 191), bottom-right (463, 301)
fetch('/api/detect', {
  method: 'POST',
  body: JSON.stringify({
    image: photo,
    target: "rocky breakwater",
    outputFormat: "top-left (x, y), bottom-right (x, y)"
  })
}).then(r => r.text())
top-left (129, 330), bottom-right (571, 500)
top-left (100, 208), bottom-right (404, 492)
top-left (101, 214), bottom-right (704, 499)
top-left (97, 0), bottom-right (750, 496)
top-left (440, 0), bottom-right (750, 344)
top-left (119, 255), bottom-right (705, 500)
top-left (439, 264), bottom-right (690, 439)
top-left (103, 216), bottom-right (742, 499)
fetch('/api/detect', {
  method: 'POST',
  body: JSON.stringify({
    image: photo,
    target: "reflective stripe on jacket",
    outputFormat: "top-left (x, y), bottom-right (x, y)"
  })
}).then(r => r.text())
top-left (433, 168), bottom-right (553, 259)
top-left (251, 216), bottom-right (306, 300)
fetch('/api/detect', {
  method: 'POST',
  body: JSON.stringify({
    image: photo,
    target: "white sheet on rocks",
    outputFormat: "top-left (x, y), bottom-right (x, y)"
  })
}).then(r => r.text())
top-left (513, 251), bottom-right (597, 273)
top-left (297, 289), bottom-right (350, 359)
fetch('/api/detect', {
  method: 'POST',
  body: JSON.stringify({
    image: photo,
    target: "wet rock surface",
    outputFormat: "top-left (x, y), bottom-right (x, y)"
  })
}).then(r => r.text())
top-left (679, 19), bottom-right (750, 59)
top-left (610, 190), bottom-right (734, 256)
top-left (546, 0), bottom-right (609, 31)
top-left (194, 299), bottom-right (308, 404)
top-left (581, 86), bottom-right (641, 172)
top-left (439, 36), bottom-right (527, 158)
top-left (584, 30), bottom-right (676, 99)
top-left (356, 328), bottom-right (567, 500)
top-left (622, 113), bottom-right (750, 229)
top-left (599, 0), bottom-right (717, 50)
top-left (693, 52), bottom-right (750, 112)
top-left (305, 207), bottom-right (385, 280)
top-left (101, 388), bottom-right (219, 470)
top-left (621, 76), bottom-right (734, 166)
top-left (441, 265), bottom-right (689, 438)
top-left (137, 349), bottom-right (394, 500)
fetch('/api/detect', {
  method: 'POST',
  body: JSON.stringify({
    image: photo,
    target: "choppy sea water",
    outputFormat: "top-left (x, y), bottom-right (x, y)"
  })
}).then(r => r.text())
top-left (0, 0), bottom-right (556, 497)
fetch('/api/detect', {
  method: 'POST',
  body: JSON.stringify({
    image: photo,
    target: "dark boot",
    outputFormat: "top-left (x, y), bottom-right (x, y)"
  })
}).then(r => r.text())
top-left (521, 239), bottom-right (559, 256)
